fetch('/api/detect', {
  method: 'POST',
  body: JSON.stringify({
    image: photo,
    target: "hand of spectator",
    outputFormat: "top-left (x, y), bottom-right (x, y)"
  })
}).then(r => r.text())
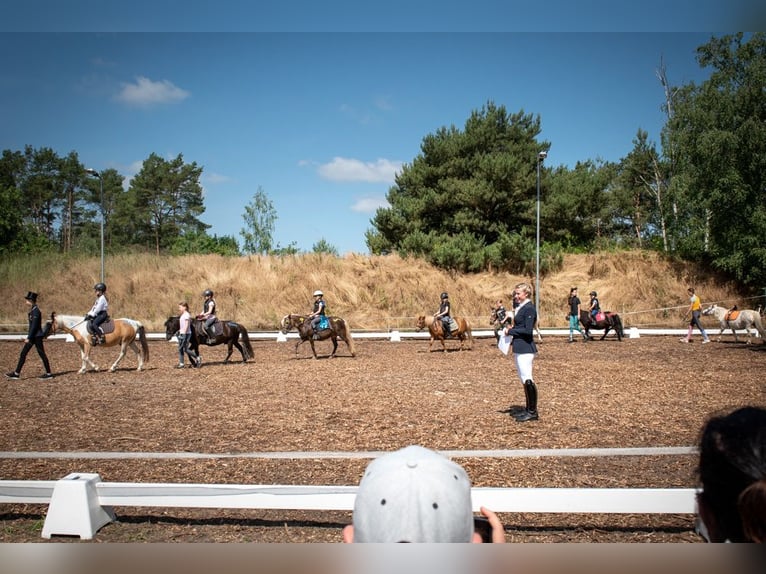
top-left (479, 506), bottom-right (506, 543)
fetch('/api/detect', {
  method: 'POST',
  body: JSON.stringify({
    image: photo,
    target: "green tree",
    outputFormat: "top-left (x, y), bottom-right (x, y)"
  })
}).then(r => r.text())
top-left (312, 238), bottom-right (339, 256)
top-left (543, 160), bottom-right (616, 249)
top-left (666, 33), bottom-right (766, 285)
top-left (123, 153), bottom-right (207, 255)
top-left (170, 231), bottom-right (240, 256)
top-left (367, 101), bottom-right (549, 272)
top-left (240, 186), bottom-right (276, 255)
top-left (614, 130), bottom-right (672, 250)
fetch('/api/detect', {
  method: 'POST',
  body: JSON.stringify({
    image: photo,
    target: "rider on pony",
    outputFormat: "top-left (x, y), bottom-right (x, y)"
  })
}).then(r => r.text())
top-left (199, 289), bottom-right (218, 342)
top-left (308, 290), bottom-right (327, 340)
top-left (85, 282), bottom-right (109, 345)
top-left (588, 291), bottom-right (602, 323)
top-left (492, 299), bottom-right (512, 341)
top-left (435, 292), bottom-right (452, 337)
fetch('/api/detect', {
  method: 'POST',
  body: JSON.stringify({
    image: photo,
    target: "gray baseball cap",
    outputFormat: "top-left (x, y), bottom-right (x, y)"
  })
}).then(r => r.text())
top-left (352, 445), bottom-right (474, 542)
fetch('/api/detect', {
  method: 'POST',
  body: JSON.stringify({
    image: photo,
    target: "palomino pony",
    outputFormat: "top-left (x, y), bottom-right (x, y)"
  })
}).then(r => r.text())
top-left (164, 316), bottom-right (254, 363)
top-left (578, 309), bottom-right (624, 341)
top-left (279, 314), bottom-right (355, 359)
top-left (489, 307), bottom-right (543, 343)
top-left (416, 314), bottom-right (473, 352)
top-left (701, 304), bottom-right (766, 344)
top-left (50, 313), bottom-right (149, 373)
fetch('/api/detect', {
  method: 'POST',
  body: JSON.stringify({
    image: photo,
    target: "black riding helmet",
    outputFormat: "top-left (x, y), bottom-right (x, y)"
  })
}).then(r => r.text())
top-left (590, 291), bottom-right (597, 296)
top-left (203, 289), bottom-right (214, 297)
top-left (94, 282), bottom-right (107, 293)
top-left (441, 292), bottom-right (449, 300)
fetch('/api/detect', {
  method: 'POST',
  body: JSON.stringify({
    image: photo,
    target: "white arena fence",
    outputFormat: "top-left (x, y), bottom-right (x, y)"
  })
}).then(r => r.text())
top-left (1, 447), bottom-right (700, 540)
top-left (0, 472), bottom-right (698, 540)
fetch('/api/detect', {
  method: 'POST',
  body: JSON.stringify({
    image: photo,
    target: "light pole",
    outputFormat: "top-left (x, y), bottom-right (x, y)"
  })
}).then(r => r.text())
top-left (85, 168), bottom-right (104, 283)
top-left (535, 151), bottom-right (547, 311)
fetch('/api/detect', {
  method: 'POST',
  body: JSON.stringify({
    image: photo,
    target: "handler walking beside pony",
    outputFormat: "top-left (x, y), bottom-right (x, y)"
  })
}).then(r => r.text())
top-left (503, 282), bottom-right (539, 422)
top-left (567, 287), bottom-right (588, 343)
top-left (5, 291), bottom-right (53, 380)
top-left (680, 287), bottom-right (710, 344)
top-left (176, 302), bottom-right (200, 368)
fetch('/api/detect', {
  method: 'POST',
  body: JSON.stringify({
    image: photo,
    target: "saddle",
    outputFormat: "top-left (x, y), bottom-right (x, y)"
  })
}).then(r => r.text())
top-left (88, 317), bottom-right (113, 345)
top-left (194, 318), bottom-right (222, 342)
top-left (725, 306), bottom-right (740, 322)
top-left (442, 317), bottom-right (458, 336)
top-left (595, 311), bottom-right (606, 323)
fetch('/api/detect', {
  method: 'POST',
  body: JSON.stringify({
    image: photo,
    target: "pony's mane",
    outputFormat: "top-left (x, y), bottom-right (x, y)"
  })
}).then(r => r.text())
top-left (54, 314), bottom-right (89, 334)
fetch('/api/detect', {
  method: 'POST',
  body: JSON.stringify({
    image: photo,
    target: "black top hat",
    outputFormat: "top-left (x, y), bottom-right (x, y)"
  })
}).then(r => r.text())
top-left (24, 291), bottom-right (38, 302)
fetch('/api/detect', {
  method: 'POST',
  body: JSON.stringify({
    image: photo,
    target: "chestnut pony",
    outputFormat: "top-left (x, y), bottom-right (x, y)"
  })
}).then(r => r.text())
top-left (416, 314), bottom-right (473, 352)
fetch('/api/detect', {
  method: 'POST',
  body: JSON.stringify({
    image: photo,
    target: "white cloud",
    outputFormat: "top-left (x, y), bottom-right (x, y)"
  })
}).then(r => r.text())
top-left (318, 157), bottom-right (401, 183)
top-left (204, 172), bottom-right (231, 185)
top-left (115, 76), bottom-right (190, 106)
top-left (351, 196), bottom-right (389, 213)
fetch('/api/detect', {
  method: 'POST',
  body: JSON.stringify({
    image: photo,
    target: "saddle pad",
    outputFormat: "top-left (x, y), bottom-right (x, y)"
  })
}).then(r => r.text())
top-left (448, 317), bottom-right (459, 332)
top-left (595, 312), bottom-right (606, 322)
top-left (318, 316), bottom-right (330, 330)
top-left (725, 310), bottom-right (740, 321)
top-left (100, 319), bottom-right (115, 334)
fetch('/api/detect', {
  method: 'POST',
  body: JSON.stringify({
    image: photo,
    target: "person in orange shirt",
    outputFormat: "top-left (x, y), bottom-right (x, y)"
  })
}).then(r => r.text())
top-left (680, 287), bottom-right (710, 343)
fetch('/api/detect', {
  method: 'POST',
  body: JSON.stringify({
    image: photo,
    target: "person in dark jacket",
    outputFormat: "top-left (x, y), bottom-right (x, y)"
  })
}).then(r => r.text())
top-left (503, 282), bottom-right (538, 422)
top-left (5, 291), bottom-right (53, 380)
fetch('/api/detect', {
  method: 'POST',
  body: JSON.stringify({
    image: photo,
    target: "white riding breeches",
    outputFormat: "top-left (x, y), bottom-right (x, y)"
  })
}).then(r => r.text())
top-left (513, 352), bottom-right (536, 384)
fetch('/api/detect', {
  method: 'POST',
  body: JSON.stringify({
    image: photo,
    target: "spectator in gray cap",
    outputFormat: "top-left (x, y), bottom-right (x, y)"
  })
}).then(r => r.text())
top-left (342, 445), bottom-right (505, 543)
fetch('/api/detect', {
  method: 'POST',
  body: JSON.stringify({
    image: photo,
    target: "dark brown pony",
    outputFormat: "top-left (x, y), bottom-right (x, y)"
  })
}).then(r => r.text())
top-left (50, 313), bottom-right (149, 373)
top-left (579, 310), bottom-right (624, 341)
top-left (279, 314), bottom-right (355, 359)
top-left (164, 316), bottom-right (254, 363)
top-left (416, 314), bottom-right (473, 352)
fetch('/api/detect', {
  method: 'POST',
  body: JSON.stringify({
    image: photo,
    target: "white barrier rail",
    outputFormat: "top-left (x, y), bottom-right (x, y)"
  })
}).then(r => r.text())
top-left (3, 327), bottom-right (761, 343)
top-left (0, 473), bottom-right (697, 540)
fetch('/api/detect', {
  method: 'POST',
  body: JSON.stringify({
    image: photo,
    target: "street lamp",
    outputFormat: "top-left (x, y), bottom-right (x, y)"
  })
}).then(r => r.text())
top-left (535, 151), bottom-right (547, 312)
top-left (85, 168), bottom-right (104, 283)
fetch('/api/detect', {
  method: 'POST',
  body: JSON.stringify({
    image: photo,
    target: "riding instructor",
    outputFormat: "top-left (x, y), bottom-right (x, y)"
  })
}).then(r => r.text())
top-left (308, 290), bottom-right (327, 338)
top-left (85, 282), bottom-right (109, 345)
top-left (503, 282), bottom-right (539, 422)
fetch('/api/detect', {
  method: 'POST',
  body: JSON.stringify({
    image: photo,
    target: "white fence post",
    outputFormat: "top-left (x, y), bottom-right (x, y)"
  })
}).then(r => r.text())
top-left (41, 473), bottom-right (115, 539)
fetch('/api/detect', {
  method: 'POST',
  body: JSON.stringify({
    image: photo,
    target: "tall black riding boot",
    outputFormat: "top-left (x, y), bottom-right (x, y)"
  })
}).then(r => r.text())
top-left (514, 379), bottom-right (539, 422)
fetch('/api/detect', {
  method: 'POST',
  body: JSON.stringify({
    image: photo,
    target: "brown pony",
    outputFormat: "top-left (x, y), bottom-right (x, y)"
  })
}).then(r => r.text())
top-left (50, 313), bottom-right (149, 373)
top-left (416, 315), bottom-right (473, 352)
top-left (279, 314), bottom-right (356, 359)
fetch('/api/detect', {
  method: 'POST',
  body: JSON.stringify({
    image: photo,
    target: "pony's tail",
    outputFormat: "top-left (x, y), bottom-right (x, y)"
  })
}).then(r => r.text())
top-left (137, 325), bottom-right (150, 363)
top-left (466, 318), bottom-right (474, 348)
top-left (239, 325), bottom-right (254, 360)
top-left (613, 315), bottom-right (624, 340)
top-left (342, 319), bottom-right (356, 357)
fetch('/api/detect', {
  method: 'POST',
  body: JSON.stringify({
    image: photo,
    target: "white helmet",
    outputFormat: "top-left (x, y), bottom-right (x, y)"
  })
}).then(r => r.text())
top-left (313, 290), bottom-right (324, 297)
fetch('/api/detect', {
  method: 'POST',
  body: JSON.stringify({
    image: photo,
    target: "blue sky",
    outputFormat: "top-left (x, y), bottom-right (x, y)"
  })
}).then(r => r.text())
top-left (0, 2), bottom-right (751, 254)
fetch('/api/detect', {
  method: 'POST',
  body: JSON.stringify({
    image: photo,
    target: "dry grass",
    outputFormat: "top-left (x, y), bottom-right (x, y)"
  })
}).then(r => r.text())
top-left (0, 250), bottom-right (751, 333)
